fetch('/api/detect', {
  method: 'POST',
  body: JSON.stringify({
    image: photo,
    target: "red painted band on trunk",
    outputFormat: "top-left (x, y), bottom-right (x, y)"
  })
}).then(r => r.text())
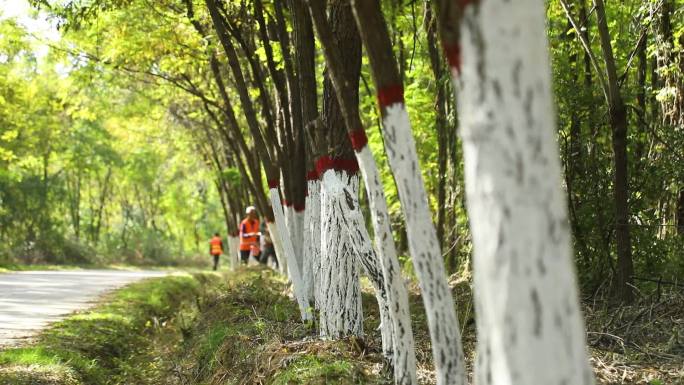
top-left (444, 42), bottom-right (461, 74)
top-left (335, 158), bottom-right (359, 174)
top-left (294, 204), bottom-right (305, 212)
top-left (268, 179), bottom-right (279, 189)
top-left (316, 156), bottom-right (335, 176)
top-left (282, 199), bottom-right (291, 207)
top-left (348, 129), bottom-right (368, 151)
top-left (316, 156), bottom-right (360, 176)
top-left (377, 84), bottom-right (404, 108)
top-left (230, 231), bottom-right (239, 237)
top-left (306, 170), bottom-right (318, 181)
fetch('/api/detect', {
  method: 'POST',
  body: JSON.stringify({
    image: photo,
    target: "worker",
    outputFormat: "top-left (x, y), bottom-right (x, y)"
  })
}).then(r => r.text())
top-left (239, 206), bottom-right (260, 264)
top-left (209, 232), bottom-right (223, 271)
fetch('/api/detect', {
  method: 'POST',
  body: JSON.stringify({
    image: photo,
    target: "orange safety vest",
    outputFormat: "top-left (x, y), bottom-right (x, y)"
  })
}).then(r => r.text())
top-left (210, 236), bottom-right (223, 255)
top-left (239, 218), bottom-right (260, 251)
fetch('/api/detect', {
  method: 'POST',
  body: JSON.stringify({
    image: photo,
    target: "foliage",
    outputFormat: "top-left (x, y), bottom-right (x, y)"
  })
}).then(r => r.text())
top-left (0, 14), bottom-right (224, 266)
top-left (2, 0), bottom-right (682, 290)
top-left (0, 273), bottom-right (221, 385)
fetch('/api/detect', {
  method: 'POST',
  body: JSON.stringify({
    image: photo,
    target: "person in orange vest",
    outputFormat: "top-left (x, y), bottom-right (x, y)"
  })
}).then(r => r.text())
top-left (209, 233), bottom-right (223, 271)
top-left (239, 206), bottom-right (260, 264)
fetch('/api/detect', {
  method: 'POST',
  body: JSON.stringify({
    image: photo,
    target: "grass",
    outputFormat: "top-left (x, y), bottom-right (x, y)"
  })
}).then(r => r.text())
top-left (0, 264), bottom-right (85, 273)
top-left (270, 354), bottom-right (362, 385)
top-left (161, 266), bottom-right (391, 385)
top-left (2, 265), bottom-right (679, 384)
top-left (0, 263), bottom-right (193, 273)
top-left (0, 272), bottom-right (224, 385)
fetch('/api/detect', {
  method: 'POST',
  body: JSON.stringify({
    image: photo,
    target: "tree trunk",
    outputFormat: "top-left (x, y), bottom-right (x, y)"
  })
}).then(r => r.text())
top-left (303, 174), bottom-right (321, 302)
top-left (306, 1), bottom-right (418, 382)
top-left (350, 1), bottom-right (465, 384)
top-left (339, 171), bottom-right (394, 362)
top-left (443, 1), bottom-right (596, 384)
top-left (270, 186), bottom-right (312, 320)
top-left (677, 189), bottom-right (684, 236)
top-left (425, 2), bottom-right (449, 249)
top-left (635, 35), bottom-right (647, 164)
top-left (318, 169), bottom-right (363, 338)
top-left (267, 221), bottom-right (288, 275)
top-left (92, 167), bottom-right (112, 245)
top-left (594, 0), bottom-right (635, 303)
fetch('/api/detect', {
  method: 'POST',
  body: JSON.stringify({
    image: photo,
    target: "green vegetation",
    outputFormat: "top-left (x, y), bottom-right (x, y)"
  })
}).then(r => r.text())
top-left (143, 267), bottom-right (393, 385)
top-left (2, 0), bottom-right (680, 292)
top-left (0, 267), bottom-right (392, 384)
top-left (0, 273), bottom-right (222, 384)
top-left (0, 0), bottom-right (683, 383)
top-left (0, 12), bottom-right (224, 267)
top-left (1, 267), bottom-right (681, 384)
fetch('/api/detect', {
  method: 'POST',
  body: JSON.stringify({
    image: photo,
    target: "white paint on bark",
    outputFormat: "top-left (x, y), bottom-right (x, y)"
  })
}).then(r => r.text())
top-left (355, 145), bottom-right (417, 385)
top-left (318, 169), bottom-right (363, 338)
top-left (267, 222), bottom-right (286, 274)
top-left (303, 179), bottom-right (321, 303)
top-left (340, 172), bottom-right (394, 363)
top-left (295, 209), bottom-right (305, 270)
top-left (456, 2), bottom-right (595, 385)
top-left (382, 103), bottom-right (465, 385)
top-left (269, 188), bottom-right (312, 321)
top-left (227, 235), bottom-right (239, 270)
top-left (285, 205), bottom-right (304, 273)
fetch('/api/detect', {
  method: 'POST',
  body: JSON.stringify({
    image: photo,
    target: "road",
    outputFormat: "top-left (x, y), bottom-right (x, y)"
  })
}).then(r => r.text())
top-left (0, 270), bottom-right (167, 347)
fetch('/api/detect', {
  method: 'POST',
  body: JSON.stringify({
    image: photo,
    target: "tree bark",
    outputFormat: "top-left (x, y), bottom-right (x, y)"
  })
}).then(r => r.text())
top-left (424, 2), bottom-right (449, 249)
top-left (318, 169), bottom-right (364, 339)
top-left (677, 189), bottom-right (684, 236)
top-left (594, 0), bottom-right (634, 303)
top-left (439, 1), bottom-right (596, 384)
top-left (350, 1), bottom-right (465, 384)
top-left (306, 1), bottom-right (418, 383)
top-left (635, 34), bottom-right (647, 164)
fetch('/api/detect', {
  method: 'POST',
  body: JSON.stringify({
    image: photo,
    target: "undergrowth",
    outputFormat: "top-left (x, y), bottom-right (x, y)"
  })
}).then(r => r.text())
top-left (164, 266), bottom-right (390, 385)
top-left (0, 272), bottom-right (223, 385)
top-left (1, 266), bottom-right (680, 385)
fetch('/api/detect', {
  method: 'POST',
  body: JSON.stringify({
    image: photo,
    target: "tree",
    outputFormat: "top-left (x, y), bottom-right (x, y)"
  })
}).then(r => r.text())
top-left (435, 0), bottom-right (595, 383)
top-left (350, 1), bottom-right (466, 384)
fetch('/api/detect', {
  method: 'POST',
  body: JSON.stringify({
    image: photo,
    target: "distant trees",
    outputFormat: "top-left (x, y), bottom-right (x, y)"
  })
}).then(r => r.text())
top-left (9, 0), bottom-right (684, 383)
top-left (0, 17), bottom-right (218, 265)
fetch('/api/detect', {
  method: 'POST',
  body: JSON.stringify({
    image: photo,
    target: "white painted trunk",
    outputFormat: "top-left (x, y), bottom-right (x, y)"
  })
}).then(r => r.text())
top-left (267, 222), bottom-right (286, 274)
top-left (318, 169), bottom-right (363, 338)
top-left (456, 2), bottom-right (595, 385)
top-left (340, 172), bottom-right (394, 364)
top-left (303, 179), bottom-right (321, 303)
top-left (294, 209), bottom-right (305, 271)
top-left (317, 175), bottom-right (329, 310)
top-left (382, 104), bottom-right (465, 384)
top-left (355, 146), bottom-right (417, 385)
top-left (285, 205), bottom-right (304, 273)
top-left (269, 188), bottom-right (312, 321)
top-left (227, 235), bottom-right (239, 270)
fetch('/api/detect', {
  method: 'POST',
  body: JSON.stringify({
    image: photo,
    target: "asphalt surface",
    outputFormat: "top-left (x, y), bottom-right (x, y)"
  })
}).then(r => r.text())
top-left (0, 270), bottom-right (167, 347)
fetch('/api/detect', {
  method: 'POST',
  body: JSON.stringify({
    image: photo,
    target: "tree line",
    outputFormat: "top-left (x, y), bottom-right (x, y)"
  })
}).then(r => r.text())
top-left (1, 0), bottom-right (683, 384)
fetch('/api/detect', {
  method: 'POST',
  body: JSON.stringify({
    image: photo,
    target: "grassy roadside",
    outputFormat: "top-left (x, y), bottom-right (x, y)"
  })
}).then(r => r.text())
top-left (0, 263), bottom-right (190, 274)
top-left (0, 264), bottom-right (84, 273)
top-left (1, 266), bottom-right (680, 384)
top-left (165, 266), bottom-right (390, 385)
top-left (0, 272), bottom-right (224, 385)
top-left (0, 266), bottom-right (391, 385)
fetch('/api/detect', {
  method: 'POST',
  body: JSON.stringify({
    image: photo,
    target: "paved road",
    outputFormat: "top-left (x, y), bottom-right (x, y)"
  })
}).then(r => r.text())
top-left (0, 270), bottom-right (167, 347)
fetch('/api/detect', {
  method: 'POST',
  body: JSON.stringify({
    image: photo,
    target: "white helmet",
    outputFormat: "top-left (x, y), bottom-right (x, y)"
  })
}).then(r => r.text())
top-left (245, 206), bottom-right (256, 214)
